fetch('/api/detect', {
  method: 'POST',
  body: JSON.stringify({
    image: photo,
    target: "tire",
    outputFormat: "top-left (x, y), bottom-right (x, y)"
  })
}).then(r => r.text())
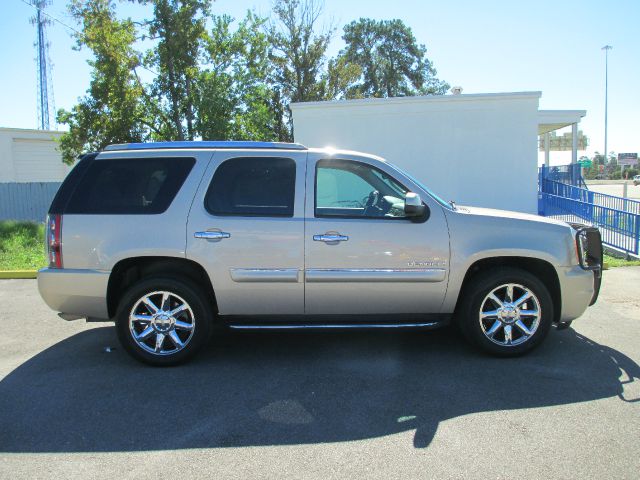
top-left (457, 267), bottom-right (553, 357)
top-left (115, 276), bottom-right (213, 366)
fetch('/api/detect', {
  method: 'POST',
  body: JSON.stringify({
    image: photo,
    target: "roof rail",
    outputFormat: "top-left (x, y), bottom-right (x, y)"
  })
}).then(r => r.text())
top-left (103, 141), bottom-right (307, 151)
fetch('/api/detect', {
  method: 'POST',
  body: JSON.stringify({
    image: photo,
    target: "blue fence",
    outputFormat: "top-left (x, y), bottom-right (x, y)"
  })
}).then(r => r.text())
top-left (0, 182), bottom-right (60, 222)
top-left (539, 164), bottom-right (587, 188)
top-left (538, 167), bottom-right (640, 255)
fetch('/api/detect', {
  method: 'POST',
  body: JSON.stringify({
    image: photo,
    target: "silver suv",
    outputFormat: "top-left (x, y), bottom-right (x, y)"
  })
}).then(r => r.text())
top-left (38, 141), bottom-right (602, 365)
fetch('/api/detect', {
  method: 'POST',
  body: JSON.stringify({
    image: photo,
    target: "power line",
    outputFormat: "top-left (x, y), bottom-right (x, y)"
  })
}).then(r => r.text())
top-left (19, 0), bottom-right (160, 77)
top-left (20, 0), bottom-right (83, 36)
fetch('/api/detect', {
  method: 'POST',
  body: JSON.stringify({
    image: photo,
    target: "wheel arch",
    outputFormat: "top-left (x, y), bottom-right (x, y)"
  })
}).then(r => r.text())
top-left (107, 256), bottom-right (217, 319)
top-left (454, 256), bottom-right (561, 324)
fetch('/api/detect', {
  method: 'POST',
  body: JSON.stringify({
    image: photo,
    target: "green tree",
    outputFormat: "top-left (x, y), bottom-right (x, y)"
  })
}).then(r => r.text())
top-left (269, 0), bottom-right (332, 103)
top-left (196, 12), bottom-right (281, 141)
top-left (338, 18), bottom-right (449, 98)
top-left (268, 0), bottom-right (336, 139)
top-left (57, 0), bottom-right (149, 164)
top-left (140, 0), bottom-right (211, 140)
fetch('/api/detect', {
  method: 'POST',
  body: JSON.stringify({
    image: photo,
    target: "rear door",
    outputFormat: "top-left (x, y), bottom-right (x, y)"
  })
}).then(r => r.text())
top-left (186, 150), bottom-right (306, 316)
top-left (304, 153), bottom-right (450, 315)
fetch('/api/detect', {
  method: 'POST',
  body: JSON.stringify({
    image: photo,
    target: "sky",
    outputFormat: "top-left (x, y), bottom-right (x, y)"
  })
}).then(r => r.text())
top-left (1, 0), bottom-right (639, 159)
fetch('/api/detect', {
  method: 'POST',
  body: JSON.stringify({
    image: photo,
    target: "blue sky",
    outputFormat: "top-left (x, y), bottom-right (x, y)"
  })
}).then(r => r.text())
top-left (2, 0), bottom-right (639, 157)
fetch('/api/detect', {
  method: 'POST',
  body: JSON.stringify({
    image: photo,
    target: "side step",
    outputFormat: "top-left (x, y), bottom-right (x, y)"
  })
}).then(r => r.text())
top-left (228, 322), bottom-right (442, 330)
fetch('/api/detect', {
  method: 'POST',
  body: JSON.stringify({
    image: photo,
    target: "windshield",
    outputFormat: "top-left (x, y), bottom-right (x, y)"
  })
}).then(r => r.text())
top-left (386, 162), bottom-right (452, 210)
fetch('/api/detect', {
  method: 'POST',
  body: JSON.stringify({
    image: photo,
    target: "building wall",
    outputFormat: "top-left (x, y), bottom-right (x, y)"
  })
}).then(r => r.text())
top-left (0, 128), bottom-right (69, 182)
top-left (291, 92), bottom-right (541, 213)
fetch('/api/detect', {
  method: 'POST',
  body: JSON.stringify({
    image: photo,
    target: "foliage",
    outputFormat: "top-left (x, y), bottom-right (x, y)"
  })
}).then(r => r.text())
top-left (57, 1), bottom-right (449, 152)
top-left (197, 12), bottom-right (282, 141)
top-left (0, 222), bottom-right (46, 270)
top-left (337, 18), bottom-right (449, 98)
top-left (56, 0), bottom-right (148, 164)
top-left (141, 0), bottom-right (210, 140)
top-left (269, 0), bottom-right (332, 104)
top-left (267, 0), bottom-right (336, 139)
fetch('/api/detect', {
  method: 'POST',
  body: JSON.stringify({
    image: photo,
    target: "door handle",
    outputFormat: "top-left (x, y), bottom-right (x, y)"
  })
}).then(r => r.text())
top-left (313, 234), bottom-right (349, 243)
top-left (194, 231), bottom-right (231, 240)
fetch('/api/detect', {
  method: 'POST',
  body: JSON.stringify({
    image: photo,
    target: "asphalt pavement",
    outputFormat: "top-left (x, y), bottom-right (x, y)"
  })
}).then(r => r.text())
top-left (0, 268), bottom-right (639, 479)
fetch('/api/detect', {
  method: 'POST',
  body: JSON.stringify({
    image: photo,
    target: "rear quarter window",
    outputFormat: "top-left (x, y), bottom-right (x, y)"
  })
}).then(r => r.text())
top-left (205, 157), bottom-right (296, 217)
top-left (65, 157), bottom-right (195, 214)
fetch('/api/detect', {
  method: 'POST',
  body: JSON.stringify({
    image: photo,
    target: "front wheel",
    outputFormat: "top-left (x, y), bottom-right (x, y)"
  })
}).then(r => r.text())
top-left (115, 277), bottom-right (212, 366)
top-left (457, 268), bottom-right (554, 356)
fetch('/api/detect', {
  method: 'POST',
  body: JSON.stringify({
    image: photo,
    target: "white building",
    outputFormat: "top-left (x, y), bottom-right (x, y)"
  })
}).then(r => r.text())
top-left (291, 92), bottom-right (585, 214)
top-left (0, 127), bottom-right (68, 182)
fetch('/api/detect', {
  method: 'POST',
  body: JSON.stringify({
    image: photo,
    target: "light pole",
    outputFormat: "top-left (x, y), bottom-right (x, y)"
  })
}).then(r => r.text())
top-left (602, 45), bottom-right (612, 169)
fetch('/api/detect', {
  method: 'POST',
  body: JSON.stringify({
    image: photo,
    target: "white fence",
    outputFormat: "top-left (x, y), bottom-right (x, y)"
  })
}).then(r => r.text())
top-left (0, 182), bottom-right (61, 222)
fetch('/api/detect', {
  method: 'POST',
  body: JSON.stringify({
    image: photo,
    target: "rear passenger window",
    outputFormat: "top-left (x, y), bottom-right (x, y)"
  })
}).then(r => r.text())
top-left (66, 157), bottom-right (194, 214)
top-left (205, 157), bottom-right (296, 217)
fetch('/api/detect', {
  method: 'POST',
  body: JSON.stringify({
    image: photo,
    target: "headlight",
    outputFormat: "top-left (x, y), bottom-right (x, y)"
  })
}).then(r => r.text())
top-left (576, 230), bottom-right (589, 266)
top-left (572, 225), bottom-right (603, 270)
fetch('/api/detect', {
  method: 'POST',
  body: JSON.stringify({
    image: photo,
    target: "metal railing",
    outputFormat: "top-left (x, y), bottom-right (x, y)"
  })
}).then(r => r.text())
top-left (539, 164), bottom-right (587, 188)
top-left (542, 179), bottom-right (640, 216)
top-left (538, 164), bottom-right (640, 255)
top-left (540, 192), bottom-right (640, 255)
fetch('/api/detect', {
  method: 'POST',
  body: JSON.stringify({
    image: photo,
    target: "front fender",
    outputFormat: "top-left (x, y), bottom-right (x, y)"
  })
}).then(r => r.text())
top-left (440, 208), bottom-right (576, 313)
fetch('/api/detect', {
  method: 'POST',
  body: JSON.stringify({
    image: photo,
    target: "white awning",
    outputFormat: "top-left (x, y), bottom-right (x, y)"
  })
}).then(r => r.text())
top-left (538, 110), bottom-right (586, 135)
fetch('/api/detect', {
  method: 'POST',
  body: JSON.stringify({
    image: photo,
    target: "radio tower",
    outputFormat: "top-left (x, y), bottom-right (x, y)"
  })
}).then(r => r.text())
top-left (30, 0), bottom-right (56, 130)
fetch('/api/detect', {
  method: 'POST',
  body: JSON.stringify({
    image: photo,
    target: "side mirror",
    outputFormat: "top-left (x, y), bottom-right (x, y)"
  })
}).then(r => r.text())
top-left (404, 192), bottom-right (427, 219)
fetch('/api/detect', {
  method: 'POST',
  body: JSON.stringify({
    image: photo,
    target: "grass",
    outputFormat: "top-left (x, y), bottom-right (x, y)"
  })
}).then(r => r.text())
top-left (604, 254), bottom-right (640, 268)
top-left (0, 221), bottom-right (47, 271)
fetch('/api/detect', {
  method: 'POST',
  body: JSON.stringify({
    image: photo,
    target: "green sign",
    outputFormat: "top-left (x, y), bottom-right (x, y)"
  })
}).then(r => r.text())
top-left (578, 160), bottom-right (592, 168)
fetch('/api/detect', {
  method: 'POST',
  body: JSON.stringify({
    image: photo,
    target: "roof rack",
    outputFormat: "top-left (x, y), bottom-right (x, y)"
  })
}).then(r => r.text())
top-left (103, 141), bottom-right (307, 151)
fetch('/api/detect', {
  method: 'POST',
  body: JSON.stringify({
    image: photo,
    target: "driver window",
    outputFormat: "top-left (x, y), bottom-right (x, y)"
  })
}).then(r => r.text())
top-left (315, 160), bottom-right (409, 218)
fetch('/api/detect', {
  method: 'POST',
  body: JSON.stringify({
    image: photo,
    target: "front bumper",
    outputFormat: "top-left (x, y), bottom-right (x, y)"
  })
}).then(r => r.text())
top-left (556, 265), bottom-right (597, 323)
top-left (38, 268), bottom-right (110, 320)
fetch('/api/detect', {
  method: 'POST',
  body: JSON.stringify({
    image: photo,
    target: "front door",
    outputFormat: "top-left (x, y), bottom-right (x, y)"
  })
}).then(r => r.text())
top-left (304, 154), bottom-right (450, 315)
top-left (187, 150), bottom-right (307, 315)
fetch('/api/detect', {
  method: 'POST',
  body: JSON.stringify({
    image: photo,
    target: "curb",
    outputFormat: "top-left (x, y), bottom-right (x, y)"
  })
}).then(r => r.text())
top-left (0, 270), bottom-right (38, 279)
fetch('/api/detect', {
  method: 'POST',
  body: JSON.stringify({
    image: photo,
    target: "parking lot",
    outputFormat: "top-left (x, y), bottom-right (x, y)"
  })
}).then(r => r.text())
top-left (587, 182), bottom-right (640, 200)
top-left (1, 268), bottom-right (639, 479)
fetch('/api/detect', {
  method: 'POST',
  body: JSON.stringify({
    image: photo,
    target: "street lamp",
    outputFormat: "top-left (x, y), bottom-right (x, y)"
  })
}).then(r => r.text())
top-left (602, 45), bottom-right (612, 166)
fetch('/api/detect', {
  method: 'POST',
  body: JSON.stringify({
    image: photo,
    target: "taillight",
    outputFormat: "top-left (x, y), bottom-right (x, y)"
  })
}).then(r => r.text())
top-left (47, 214), bottom-right (63, 269)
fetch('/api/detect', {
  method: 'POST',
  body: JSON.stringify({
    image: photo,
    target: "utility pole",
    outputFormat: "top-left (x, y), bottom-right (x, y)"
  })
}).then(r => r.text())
top-left (602, 45), bottom-right (612, 173)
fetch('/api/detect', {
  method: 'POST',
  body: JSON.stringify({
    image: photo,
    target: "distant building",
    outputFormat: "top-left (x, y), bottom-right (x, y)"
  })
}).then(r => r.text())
top-left (0, 128), bottom-right (68, 221)
top-left (0, 127), bottom-right (68, 182)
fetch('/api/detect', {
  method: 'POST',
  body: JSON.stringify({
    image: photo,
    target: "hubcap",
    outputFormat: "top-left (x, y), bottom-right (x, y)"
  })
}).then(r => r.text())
top-left (479, 283), bottom-right (541, 347)
top-left (129, 291), bottom-right (195, 356)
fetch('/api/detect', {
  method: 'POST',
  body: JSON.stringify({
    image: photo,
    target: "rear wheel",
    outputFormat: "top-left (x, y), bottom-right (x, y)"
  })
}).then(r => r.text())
top-left (115, 277), bottom-right (212, 366)
top-left (457, 268), bottom-right (553, 356)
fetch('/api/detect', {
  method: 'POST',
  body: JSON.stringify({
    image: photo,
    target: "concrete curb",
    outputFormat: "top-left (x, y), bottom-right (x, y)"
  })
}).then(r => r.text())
top-left (0, 270), bottom-right (38, 279)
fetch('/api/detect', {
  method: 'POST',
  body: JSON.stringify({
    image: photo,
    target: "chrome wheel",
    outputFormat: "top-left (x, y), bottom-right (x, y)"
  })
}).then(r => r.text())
top-left (479, 283), bottom-right (541, 347)
top-left (129, 290), bottom-right (195, 356)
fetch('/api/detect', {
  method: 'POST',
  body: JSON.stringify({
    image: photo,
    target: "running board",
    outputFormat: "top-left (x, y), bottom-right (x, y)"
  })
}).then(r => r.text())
top-left (228, 322), bottom-right (441, 330)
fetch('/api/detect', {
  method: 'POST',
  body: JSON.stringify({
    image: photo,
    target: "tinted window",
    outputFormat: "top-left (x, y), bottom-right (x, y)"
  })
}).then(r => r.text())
top-left (205, 157), bottom-right (296, 217)
top-left (315, 160), bottom-right (409, 218)
top-left (66, 157), bottom-right (195, 214)
top-left (48, 153), bottom-right (96, 214)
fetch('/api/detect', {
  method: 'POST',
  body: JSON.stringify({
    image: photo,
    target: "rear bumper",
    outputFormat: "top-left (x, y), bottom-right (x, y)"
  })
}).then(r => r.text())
top-left (37, 268), bottom-right (110, 320)
top-left (557, 265), bottom-right (596, 323)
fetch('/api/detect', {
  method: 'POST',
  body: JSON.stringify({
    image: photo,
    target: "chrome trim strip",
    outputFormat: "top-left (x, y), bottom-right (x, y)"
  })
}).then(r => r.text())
top-left (305, 268), bottom-right (446, 283)
top-left (230, 268), bottom-right (301, 283)
top-left (228, 322), bottom-right (440, 330)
